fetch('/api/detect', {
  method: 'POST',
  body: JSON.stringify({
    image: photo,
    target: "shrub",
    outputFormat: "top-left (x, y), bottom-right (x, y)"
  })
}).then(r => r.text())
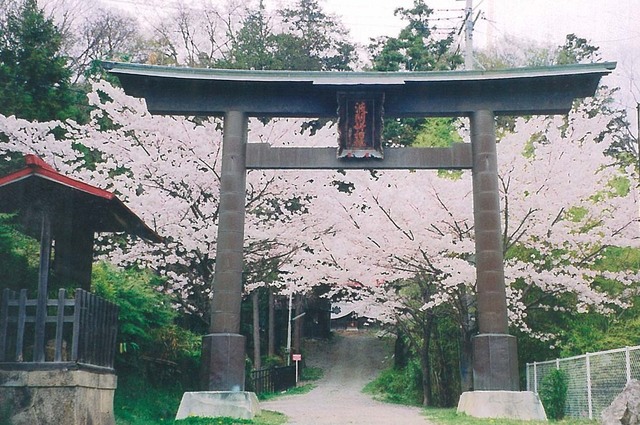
top-left (91, 262), bottom-right (201, 387)
top-left (539, 369), bottom-right (568, 420)
top-left (363, 359), bottom-right (423, 405)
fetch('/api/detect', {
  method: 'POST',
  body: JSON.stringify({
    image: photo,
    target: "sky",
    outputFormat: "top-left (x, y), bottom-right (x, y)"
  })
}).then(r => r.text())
top-left (317, 0), bottom-right (640, 115)
top-left (101, 0), bottom-right (640, 128)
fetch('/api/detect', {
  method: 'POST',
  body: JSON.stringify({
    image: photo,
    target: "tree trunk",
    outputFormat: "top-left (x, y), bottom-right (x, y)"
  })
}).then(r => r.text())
top-left (293, 295), bottom-right (304, 353)
top-left (459, 292), bottom-right (475, 393)
top-left (268, 288), bottom-right (275, 357)
top-left (434, 321), bottom-right (454, 406)
top-left (394, 328), bottom-right (408, 369)
top-left (420, 316), bottom-right (435, 406)
top-left (459, 326), bottom-right (474, 393)
top-left (252, 290), bottom-right (261, 369)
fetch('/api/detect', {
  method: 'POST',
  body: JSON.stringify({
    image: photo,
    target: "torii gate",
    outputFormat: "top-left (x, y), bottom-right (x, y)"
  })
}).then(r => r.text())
top-left (107, 61), bottom-right (614, 417)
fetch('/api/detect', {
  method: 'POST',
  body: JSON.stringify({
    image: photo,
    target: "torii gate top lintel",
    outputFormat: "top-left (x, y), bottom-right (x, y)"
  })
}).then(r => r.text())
top-left (105, 61), bottom-right (615, 118)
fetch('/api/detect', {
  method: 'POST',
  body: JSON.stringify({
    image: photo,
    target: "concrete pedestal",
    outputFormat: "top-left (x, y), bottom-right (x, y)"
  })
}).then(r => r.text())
top-left (457, 391), bottom-right (547, 421)
top-left (175, 391), bottom-right (260, 420)
top-left (0, 368), bottom-right (116, 425)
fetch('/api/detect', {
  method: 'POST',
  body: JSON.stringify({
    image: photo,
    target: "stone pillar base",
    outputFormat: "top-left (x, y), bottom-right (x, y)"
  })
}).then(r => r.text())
top-left (175, 391), bottom-right (260, 420)
top-left (0, 368), bottom-right (116, 425)
top-left (457, 391), bottom-right (547, 420)
top-left (473, 333), bottom-right (519, 391)
top-left (201, 333), bottom-right (246, 391)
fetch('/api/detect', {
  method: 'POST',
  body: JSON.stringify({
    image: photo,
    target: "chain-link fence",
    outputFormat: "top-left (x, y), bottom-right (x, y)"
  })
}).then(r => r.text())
top-left (526, 345), bottom-right (640, 419)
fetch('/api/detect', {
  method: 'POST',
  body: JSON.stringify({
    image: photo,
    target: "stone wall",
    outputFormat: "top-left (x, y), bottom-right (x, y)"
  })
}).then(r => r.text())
top-left (0, 368), bottom-right (116, 425)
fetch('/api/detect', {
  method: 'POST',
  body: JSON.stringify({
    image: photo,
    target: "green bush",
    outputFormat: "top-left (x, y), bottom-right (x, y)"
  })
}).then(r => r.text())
top-left (92, 262), bottom-right (201, 387)
top-left (363, 359), bottom-right (423, 405)
top-left (539, 369), bottom-right (568, 420)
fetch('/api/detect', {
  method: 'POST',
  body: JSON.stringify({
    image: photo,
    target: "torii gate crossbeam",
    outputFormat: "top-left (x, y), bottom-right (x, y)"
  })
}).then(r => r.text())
top-left (106, 62), bottom-right (614, 412)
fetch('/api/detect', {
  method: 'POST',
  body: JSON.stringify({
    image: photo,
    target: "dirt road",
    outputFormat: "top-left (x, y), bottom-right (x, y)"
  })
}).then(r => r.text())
top-left (260, 331), bottom-right (433, 425)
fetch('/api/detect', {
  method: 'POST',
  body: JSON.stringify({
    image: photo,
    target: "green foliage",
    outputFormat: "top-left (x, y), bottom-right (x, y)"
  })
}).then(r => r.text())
top-left (424, 407), bottom-right (596, 425)
top-left (363, 359), bottom-right (423, 406)
top-left (92, 262), bottom-right (201, 387)
top-left (300, 366), bottom-right (323, 381)
top-left (214, 1), bottom-right (278, 70)
top-left (0, 0), bottom-right (86, 122)
top-left (413, 118), bottom-right (463, 148)
top-left (0, 213), bottom-right (38, 294)
top-left (261, 355), bottom-right (285, 368)
top-left (114, 373), bottom-right (285, 424)
top-left (556, 34), bottom-right (600, 65)
top-left (278, 0), bottom-right (356, 71)
top-left (92, 262), bottom-right (176, 342)
top-left (176, 418), bottom-right (252, 425)
top-left (217, 0), bottom-right (357, 71)
top-left (0, 399), bottom-right (11, 425)
top-left (539, 369), bottom-right (569, 420)
top-left (369, 0), bottom-right (462, 72)
top-left (115, 374), bottom-right (184, 424)
top-left (257, 383), bottom-right (316, 402)
top-left (369, 0), bottom-right (462, 146)
top-left (174, 412), bottom-right (285, 425)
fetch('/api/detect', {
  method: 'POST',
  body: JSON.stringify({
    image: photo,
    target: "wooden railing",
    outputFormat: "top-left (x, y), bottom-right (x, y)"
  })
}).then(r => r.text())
top-left (0, 288), bottom-right (118, 370)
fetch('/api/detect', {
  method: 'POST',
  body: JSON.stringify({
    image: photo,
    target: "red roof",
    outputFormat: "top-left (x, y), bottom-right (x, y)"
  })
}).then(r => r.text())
top-left (0, 155), bottom-right (162, 242)
top-left (0, 155), bottom-right (115, 200)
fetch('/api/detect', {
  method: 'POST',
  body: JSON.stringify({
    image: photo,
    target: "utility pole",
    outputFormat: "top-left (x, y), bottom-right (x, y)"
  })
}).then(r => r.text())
top-left (464, 0), bottom-right (474, 70)
top-left (636, 102), bottom-right (639, 176)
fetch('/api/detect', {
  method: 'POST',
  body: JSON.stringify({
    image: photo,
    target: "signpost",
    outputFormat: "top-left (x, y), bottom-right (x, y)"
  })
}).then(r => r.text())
top-left (292, 354), bottom-right (302, 384)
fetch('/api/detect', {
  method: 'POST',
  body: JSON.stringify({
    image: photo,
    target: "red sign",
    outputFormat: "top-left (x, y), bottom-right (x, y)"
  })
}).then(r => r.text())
top-left (337, 92), bottom-right (384, 159)
top-left (292, 354), bottom-right (302, 361)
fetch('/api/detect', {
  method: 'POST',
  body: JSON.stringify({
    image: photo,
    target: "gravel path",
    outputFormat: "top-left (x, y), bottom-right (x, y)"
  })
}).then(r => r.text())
top-left (260, 331), bottom-right (433, 425)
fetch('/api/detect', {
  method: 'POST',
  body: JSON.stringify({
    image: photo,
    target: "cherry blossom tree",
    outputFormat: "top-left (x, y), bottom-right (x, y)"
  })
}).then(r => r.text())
top-left (1, 78), bottom-right (637, 399)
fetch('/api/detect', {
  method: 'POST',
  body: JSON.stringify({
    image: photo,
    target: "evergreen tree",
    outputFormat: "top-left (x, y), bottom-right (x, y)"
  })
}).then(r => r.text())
top-left (216, 1), bottom-right (278, 70)
top-left (370, 0), bottom-right (462, 72)
top-left (0, 0), bottom-right (81, 122)
top-left (277, 0), bottom-right (357, 71)
top-left (368, 0), bottom-right (463, 146)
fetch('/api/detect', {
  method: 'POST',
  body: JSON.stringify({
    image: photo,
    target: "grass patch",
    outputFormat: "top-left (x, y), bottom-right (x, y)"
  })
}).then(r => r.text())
top-left (174, 411), bottom-right (285, 425)
top-left (300, 366), bottom-right (323, 381)
top-left (115, 374), bottom-right (286, 425)
top-left (363, 361), bottom-right (423, 406)
top-left (256, 366), bottom-right (321, 401)
top-left (423, 408), bottom-right (597, 425)
top-left (258, 383), bottom-right (316, 401)
top-left (115, 375), bottom-right (185, 424)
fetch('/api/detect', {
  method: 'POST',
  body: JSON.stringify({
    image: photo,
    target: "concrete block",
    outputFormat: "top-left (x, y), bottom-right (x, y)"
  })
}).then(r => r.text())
top-left (0, 369), bottom-right (116, 425)
top-left (175, 391), bottom-right (260, 420)
top-left (457, 391), bottom-right (547, 421)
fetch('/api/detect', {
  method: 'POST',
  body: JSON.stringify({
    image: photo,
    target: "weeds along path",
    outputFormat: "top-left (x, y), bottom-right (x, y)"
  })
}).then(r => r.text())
top-left (260, 331), bottom-right (433, 425)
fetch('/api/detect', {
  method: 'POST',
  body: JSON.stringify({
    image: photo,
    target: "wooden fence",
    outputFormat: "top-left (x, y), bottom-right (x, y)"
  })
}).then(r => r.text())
top-left (248, 365), bottom-right (296, 394)
top-left (0, 288), bottom-right (118, 370)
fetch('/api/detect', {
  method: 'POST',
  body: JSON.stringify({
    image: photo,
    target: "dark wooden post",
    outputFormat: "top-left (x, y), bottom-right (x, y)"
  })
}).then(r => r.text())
top-left (201, 110), bottom-right (249, 391)
top-left (470, 110), bottom-right (519, 391)
top-left (34, 210), bottom-right (52, 363)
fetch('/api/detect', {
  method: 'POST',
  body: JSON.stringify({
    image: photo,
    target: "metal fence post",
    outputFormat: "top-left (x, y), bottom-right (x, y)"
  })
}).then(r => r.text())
top-left (626, 346), bottom-right (632, 384)
top-left (533, 362), bottom-right (538, 394)
top-left (586, 353), bottom-right (593, 420)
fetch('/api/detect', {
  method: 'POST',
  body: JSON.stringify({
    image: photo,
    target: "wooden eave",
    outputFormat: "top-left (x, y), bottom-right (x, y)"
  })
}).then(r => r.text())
top-left (0, 155), bottom-right (162, 243)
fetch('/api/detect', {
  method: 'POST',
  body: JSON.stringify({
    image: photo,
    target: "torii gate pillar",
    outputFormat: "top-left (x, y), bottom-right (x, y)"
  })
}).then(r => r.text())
top-left (201, 110), bottom-right (249, 392)
top-left (470, 110), bottom-right (518, 391)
